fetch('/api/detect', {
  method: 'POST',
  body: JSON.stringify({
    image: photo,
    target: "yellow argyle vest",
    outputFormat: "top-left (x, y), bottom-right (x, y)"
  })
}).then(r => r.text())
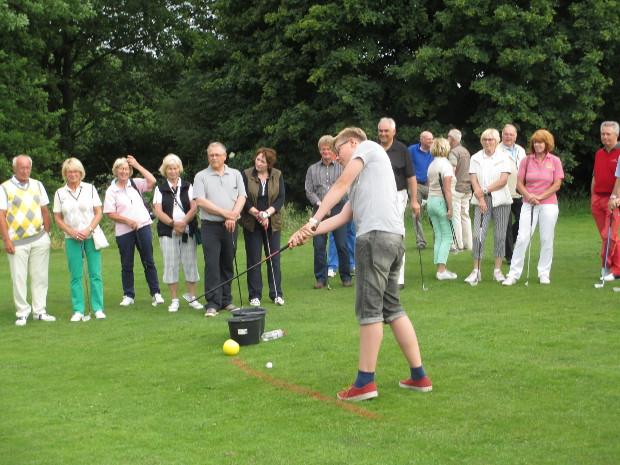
top-left (2, 179), bottom-right (45, 240)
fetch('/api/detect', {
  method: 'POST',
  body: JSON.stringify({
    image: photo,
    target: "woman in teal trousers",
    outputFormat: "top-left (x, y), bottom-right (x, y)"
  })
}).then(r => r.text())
top-left (53, 158), bottom-right (106, 321)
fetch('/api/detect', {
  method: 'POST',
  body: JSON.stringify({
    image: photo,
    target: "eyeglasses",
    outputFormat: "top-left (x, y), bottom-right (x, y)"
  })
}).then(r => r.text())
top-left (334, 139), bottom-right (350, 156)
top-left (482, 138), bottom-right (496, 142)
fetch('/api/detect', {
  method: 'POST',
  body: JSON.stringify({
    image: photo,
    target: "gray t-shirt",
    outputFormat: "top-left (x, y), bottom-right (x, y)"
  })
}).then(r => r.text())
top-left (348, 140), bottom-right (405, 237)
top-left (193, 165), bottom-right (246, 221)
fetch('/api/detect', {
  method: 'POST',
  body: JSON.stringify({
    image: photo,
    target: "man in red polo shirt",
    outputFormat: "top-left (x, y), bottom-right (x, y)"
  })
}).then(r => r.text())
top-left (592, 121), bottom-right (620, 280)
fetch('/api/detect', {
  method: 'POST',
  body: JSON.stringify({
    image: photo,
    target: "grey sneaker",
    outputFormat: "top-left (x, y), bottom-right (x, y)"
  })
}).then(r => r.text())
top-left (221, 303), bottom-right (240, 312)
top-left (204, 307), bottom-right (218, 318)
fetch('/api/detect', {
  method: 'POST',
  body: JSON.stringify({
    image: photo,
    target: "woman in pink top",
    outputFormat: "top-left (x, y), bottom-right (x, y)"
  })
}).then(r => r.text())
top-left (103, 155), bottom-right (164, 307)
top-left (502, 130), bottom-right (564, 285)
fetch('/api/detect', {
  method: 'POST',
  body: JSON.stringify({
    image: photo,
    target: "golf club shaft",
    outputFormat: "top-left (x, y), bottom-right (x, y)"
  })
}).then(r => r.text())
top-left (190, 244), bottom-right (290, 302)
top-left (525, 205), bottom-right (535, 285)
top-left (263, 224), bottom-right (279, 297)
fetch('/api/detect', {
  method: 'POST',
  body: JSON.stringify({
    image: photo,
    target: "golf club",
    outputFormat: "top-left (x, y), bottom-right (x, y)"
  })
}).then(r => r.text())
top-left (595, 211), bottom-right (613, 289)
top-left (231, 232), bottom-right (244, 309)
top-left (524, 205), bottom-right (535, 287)
top-left (184, 244), bottom-right (290, 303)
top-left (613, 287), bottom-right (620, 292)
top-left (470, 209), bottom-right (485, 287)
top-left (438, 175), bottom-right (459, 255)
top-left (417, 243), bottom-right (428, 292)
top-left (81, 243), bottom-right (92, 321)
top-left (262, 221), bottom-right (280, 298)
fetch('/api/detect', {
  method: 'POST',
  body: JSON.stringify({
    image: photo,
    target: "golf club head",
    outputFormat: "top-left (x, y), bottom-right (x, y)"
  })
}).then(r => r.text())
top-left (422, 285), bottom-right (428, 291)
top-left (469, 280), bottom-right (478, 287)
top-left (82, 315), bottom-right (91, 321)
top-left (524, 281), bottom-right (529, 287)
top-left (182, 292), bottom-right (194, 303)
top-left (594, 283), bottom-right (605, 288)
top-left (613, 287), bottom-right (620, 292)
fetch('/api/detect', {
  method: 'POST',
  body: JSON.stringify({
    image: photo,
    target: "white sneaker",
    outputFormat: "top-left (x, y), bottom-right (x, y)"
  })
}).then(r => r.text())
top-left (603, 272), bottom-right (618, 282)
top-left (327, 269), bottom-right (336, 278)
top-left (493, 270), bottom-right (506, 282)
top-left (15, 316), bottom-right (28, 326)
top-left (274, 296), bottom-right (285, 306)
top-left (71, 312), bottom-right (83, 322)
top-left (464, 270), bottom-right (480, 283)
top-left (95, 311), bottom-right (106, 319)
top-left (502, 277), bottom-right (517, 286)
top-left (540, 276), bottom-right (551, 284)
top-left (152, 293), bottom-right (165, 307)
top-left (35, 312), bottom-right (56, 322)
top-left (168, 300), bottom-right (179, 312)
top-left (120, 296), bottom-right (134, 306)
top-left (250, 298), bottom-right (261, 307)
top-left (436, 270), bottom-right (457, 280)
top-left (188, 299), bottom-right (204, 310)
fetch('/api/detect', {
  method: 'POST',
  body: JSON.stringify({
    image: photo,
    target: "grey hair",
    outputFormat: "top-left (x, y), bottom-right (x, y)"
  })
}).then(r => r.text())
top-left (207, 142), bottom-right (227, 154)
top-left (601, 121), bottom-right (620, 135)
top-left (448, 129), bottom-right (462, 143)
top-left (318, 135), bottom-right (334, 150)
top-left (378, 117), bottom-right (396, 130)
top-left (12, 155), bottom-right (33, 168)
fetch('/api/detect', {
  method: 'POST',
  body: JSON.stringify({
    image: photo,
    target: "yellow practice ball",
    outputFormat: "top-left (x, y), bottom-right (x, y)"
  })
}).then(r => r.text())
top-left (223, 339), bottom-right (240, 356)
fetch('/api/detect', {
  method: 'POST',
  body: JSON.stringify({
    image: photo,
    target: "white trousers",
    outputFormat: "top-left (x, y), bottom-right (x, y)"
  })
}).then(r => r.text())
top-left (8, 233), bottom-right (51, 317)
top-left (396, 189), bottom-right (408, 285)
top-left (452, 190), bottom-right (473, 250)
top-left (507, 203), bottom-right (559, 280)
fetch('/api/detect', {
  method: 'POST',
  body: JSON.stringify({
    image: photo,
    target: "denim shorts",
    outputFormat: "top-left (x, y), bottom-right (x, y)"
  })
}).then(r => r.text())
top-left (355, 231), bottom-right (406, 325)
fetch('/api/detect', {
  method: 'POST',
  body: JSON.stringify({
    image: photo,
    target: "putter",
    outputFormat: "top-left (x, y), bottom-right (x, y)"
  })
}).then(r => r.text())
top-left (184, 244), bottom-right (290, 303)
top-left (81, 243), bottom-right (92, 321)
top-left (438, 176), bottom-right (459, 255)
top-left (262, 223), bottom-right (280, 298)
top-left (417, 242), bottom-right (428, 291)
top-left (470, 209), bottom-right (485, 287)
top-left (595, 211), bottom-right (613, 289)
top-left (524, 205), bottom-right (535, 287)
top-left (231, 232), bottom-right (244, 309)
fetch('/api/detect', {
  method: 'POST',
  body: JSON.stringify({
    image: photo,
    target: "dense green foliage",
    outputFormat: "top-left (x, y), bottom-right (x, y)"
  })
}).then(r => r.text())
top-left (2, 1), bottom-right (619, 200)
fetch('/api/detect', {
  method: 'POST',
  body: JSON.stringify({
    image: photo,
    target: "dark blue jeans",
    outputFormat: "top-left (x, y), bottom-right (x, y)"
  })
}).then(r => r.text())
top-left (313, 202), bottom-right (351, 283)
top-left (116, 225), bottom-right (161, 299)
top-left (244, 225), bottom-right (282, 301)
top-left (201, 221), bottom-right (236, 309)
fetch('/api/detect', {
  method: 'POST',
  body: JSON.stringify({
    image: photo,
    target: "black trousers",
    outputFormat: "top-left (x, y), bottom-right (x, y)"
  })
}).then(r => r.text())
top-left (201, 221), bottom-right (236, 309)
top-left (505, 198), bottom-right (523, 261)
top-left (244, 224), bottom-right (282, 301)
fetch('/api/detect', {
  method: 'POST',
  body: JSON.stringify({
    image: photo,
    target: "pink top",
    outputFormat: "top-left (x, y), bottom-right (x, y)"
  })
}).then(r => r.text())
top-left (518, 153), bottom-right (564, 205)
top-left (103, 177), bottom-right (153, 236)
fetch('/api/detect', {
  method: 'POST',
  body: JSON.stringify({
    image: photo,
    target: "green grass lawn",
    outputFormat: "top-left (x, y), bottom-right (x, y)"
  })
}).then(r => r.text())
top-left (0, 211), bottom-right (618, 464)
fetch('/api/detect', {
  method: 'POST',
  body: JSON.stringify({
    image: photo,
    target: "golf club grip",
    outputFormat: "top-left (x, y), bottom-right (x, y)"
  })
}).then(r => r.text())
top-left (198, 244), bottom-right (290, 299)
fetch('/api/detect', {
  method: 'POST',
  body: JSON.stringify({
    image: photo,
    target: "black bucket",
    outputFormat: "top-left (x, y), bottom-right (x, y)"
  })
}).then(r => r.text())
top-left (231, 307), bottom-right (268, 335)
top-left (227, 316), bottom-right (262, 346)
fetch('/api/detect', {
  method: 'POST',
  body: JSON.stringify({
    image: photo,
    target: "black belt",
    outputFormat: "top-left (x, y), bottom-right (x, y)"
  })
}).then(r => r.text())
top-left (203, 220), bottom-right (224, 225)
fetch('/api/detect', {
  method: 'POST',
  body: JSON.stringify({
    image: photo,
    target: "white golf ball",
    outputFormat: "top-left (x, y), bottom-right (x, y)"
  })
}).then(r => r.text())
top-left (266, 362), bottom-right (273, 369)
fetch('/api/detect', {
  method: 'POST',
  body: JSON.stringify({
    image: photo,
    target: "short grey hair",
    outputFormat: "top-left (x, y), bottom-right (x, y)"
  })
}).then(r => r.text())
top-left (12, 155), bottom-right (32, 168)
top-left (448, 129), bottom-right (462, 143)
top-left (207, 142), bottom-right (227, 154)
top-left (378, 117), bottom-right (396, 130)
top-left (601, 121), bottom-right (620, 135)
top-left (112, 157), bottom-right (133, 177)
top-left (318, 135), bottom-right (334, 150)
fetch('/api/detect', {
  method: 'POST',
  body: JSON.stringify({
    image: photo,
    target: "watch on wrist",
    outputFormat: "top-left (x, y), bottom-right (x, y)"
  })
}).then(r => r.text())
top-left (611, 195), bottom-right (617, 200)
top-left (308, 218), bottom-right (319, 226)
top-left (169, 220), bottom-right (175, 227)
top-left (483, 187), bottom-right (488, 195)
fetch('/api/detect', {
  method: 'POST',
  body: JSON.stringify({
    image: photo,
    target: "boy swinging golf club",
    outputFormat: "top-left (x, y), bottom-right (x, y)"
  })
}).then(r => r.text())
top-left (289, 127), bottom-right (432, 401)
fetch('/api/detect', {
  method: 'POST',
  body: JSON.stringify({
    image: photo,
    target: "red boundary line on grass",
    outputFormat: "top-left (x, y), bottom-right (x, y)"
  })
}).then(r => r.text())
top-left (232, 358), bottom-right (379, 419)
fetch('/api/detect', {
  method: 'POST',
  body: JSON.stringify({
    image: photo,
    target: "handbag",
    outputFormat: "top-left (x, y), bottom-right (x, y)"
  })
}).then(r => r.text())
top-left (92, 226), bottom-right (110, 250)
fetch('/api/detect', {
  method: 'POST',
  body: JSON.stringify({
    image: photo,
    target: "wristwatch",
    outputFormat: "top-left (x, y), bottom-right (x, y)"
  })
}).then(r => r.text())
top-left (308, 218), bottom-right (319, 226)
top-left (483, 187), bottom-right (488, 195)
top-left (169, 220), bottom-right (174, 227)
top-left (611, 195), bottom-right (617, 199)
